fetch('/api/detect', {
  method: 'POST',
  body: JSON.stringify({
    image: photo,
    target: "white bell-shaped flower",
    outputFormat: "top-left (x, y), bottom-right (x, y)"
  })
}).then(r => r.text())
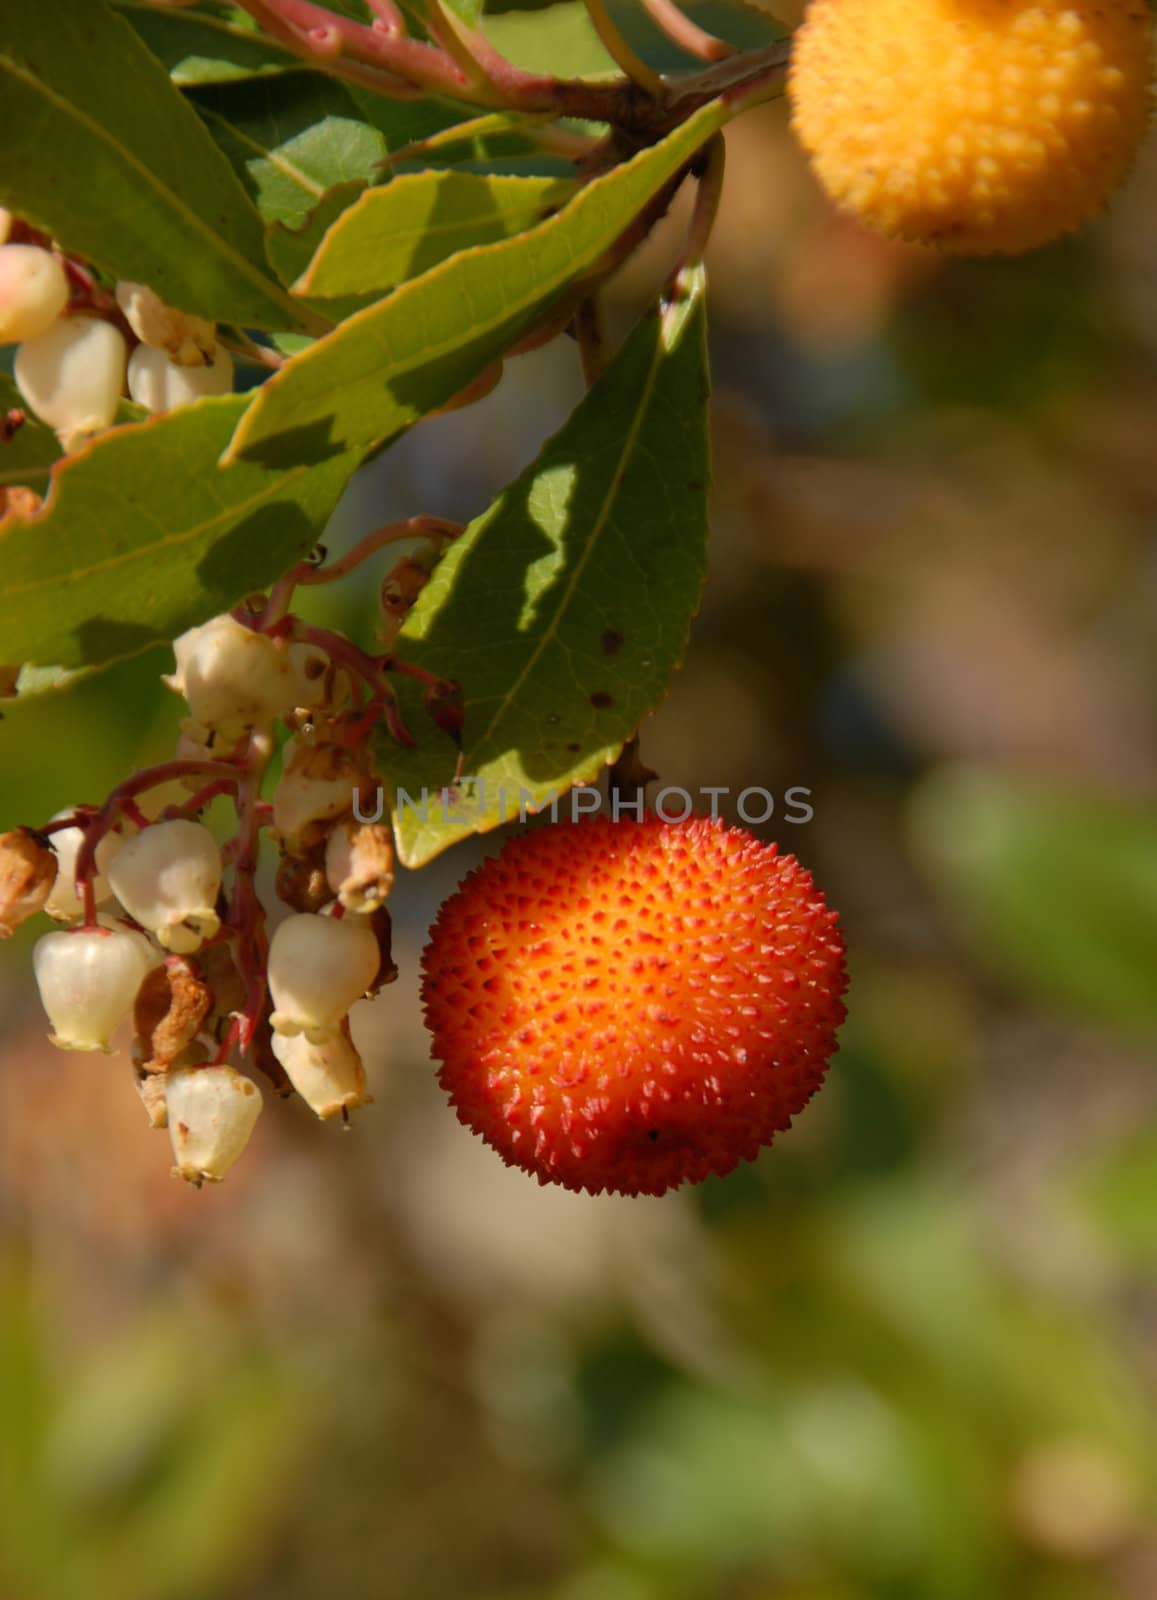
top-left (127, 340), bottom-right (233, 413)
top-left (107, 819), bottom-right (222, 953)
top-left (273, 733), bottom-right (365, 848)
top-left (271, 1028), bottom-right (371, 1119)
top-left (33, 925), bottom-right (154, 1052)
top-left (166, 1066), bottom-right (262, 1185)
top-left (44, 812), bottom-right (122, 921)
top-left (166, 614), bottom-right (305, 738)
top-left (115, 281), bottom-right (216, 367)
top-left (267, 911), bottom-right (380, 1041)
top-left (14, 315), bottom-right (127, 451)
top-left (0, 244), bottom-right (69, 343)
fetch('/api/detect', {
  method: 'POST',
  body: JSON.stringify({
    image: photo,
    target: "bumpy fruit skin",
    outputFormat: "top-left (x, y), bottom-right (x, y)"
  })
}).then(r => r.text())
top-left (421, 816), bottom-right (848, 1197)
top-left (788, 0), bottom-right (1154, 254)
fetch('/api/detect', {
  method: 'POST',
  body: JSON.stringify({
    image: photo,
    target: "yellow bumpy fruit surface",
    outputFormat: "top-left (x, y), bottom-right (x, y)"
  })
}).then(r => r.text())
top-left (788, 0), bottom-right (1154, 253)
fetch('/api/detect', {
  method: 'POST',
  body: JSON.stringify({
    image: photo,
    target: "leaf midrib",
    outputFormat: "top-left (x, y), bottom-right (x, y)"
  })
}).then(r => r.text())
top-left (196, 103), bottom-right (328, 201)
top-left (114, 2), bottom-right (298, 74)
top-left (301, 175), bottom-right (574, 293)
top-left (463, 306), bottom-right (671, 766)
top-left (230, 100), bottom-right (725, 453)
top-left (0, 453), bottom-right (316, 597)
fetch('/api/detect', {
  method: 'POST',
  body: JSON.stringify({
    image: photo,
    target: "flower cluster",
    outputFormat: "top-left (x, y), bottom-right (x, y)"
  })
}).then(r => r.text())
top-left (0, 207), bottom-right (233, 462)
top-left (0, 520), bottom-right (462, 1186)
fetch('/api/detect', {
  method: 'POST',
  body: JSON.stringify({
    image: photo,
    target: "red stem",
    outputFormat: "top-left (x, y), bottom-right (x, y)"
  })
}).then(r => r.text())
top-left (74, 760), bottom-right (240, 927)
top-left (234, 0), bottom-right (789, 126)
top-left (224, 732), bottom-right (273, 1054)
top-left (367, 0), bottom-right (405, 34)
top-left (297, 517), bottom-right (463, 586)
top-left (640, 0), bottom-right (734, 63)
top-left (233, 0), bottom-right (482, 98)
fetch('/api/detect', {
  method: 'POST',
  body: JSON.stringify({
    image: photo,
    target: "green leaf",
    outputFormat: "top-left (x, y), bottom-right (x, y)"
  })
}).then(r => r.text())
top-left (266, 181), bottom-right (371, 290)
top-left (482, 1), bottom-right (617, 76)
top-left (483, 0), bottom-right (785, 76)
top-left (342, 81), bottom-right (482, 154)
top-left (0, 0), bottom-right (309, 330)
top-left (375, 267), bottom-right (710, 868)
top-left (8, 663), bottom-right (99, 699)
top-left (0, 376), bottom-right (61, 488)
top-left (295, 171), bottom-right (576, 301)
top-left (608, 0), bottom-right (785, 71)
top-left (226, 98), bottom-right (730, 465)
top-left (382, 109), bottom-right (586, 173)
top-left (910, 767), bottom-right (1157, 1037)
top-left (441, 0), bottom-right (486, 24)
top-left (115, 1), bottom-right (297, 84)
top-left (191, 73), bottom-right (389, 228)
top-left (0, 397), bottom-right (359, 671)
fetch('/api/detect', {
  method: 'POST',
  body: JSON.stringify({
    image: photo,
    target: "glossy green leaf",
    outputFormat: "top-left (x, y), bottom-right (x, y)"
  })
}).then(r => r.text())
top-left (227, 98), bottom-right (729, 465)
top-left (608, 0), bottom-right (786, 71)
top-left (7, 663), bottom-right (98, 699)
top-left (0, 0), bottom-right (309, 330)
top-left (192, 74), bottom-right (389, 229)
top-left (266, 182), bottom-right (371, 290)
top-left (0, 397), bottom-right (359, 671)
top-left (482, 1), bottom-right (617, 76)
top-left (0, 376), bottom-right (61, 489)
top-left (341, 80), bottom-right (482, 154)
top-left (0, 374), bottom-right (171, 496)
top-left (441, 0), bottom-right (486, 24)
top-left (375, 267), bottom-right (710, 867)
top-left (115, 1), bottom-right (297, 84)
top-left (383, 109), bottom-right (586, 174)
top-left (484, 0), bottom-right (785, 76)
top-left (910, 767), bottom-right (1157, 1037)
top-left (296, 171), bottom-right (576, 300)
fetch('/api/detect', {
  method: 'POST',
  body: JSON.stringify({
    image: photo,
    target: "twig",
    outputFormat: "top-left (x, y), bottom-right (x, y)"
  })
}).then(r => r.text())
top-left (673, 132), bottom-right (726, 276)
top-left (233, 0), bottom-right (496, 100)
top-left (296, 517), bottom-right (463, 585)
top-left (366, 0), bottom-right (405, 35)
top-left (574, 295), bottom-right (610, 386)
top-left (431, 363), bottom-right (504, 416)
top-left (234, 0), bottom-right (790, 132)
top-left (224, 730), bottom-right (274, 1053)
top-left (422, 0), bottom-right (499, 99)
top-left (608, 736), bottom-right (658, 812)
top-left (641, 0), bottom-right (734, 63)
top-left (582, 0), bottom-right (666, 99)
top-left (75, 760), bottom-right (241, 925)
top-left (379, 112), bottom-right (597, 171)
top-left (242, 517), bottom-right (462, 631)
top-left (219, 328), bottom-right (288, 372)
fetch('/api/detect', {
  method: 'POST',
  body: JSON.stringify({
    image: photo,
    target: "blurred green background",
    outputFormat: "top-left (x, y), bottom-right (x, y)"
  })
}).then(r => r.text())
top-left (4, 5), bottom-right (1157, 1597)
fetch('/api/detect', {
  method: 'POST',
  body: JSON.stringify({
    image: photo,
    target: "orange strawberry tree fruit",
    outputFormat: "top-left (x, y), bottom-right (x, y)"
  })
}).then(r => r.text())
top-left (0, 0), bottom-right (1150, 1192)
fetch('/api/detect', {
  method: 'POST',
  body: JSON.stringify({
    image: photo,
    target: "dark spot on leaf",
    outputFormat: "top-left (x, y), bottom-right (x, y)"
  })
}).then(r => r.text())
top-left (566, 742), bottom-right (581, 752)
top-left (647, 1129), bottom-right (660, 1142)
top-left (687, 480), bottom-right (704, 492)
top-left (600, 628), bottom-right (624, 656)
top-left (589, 691), bottom-right (615, 710)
